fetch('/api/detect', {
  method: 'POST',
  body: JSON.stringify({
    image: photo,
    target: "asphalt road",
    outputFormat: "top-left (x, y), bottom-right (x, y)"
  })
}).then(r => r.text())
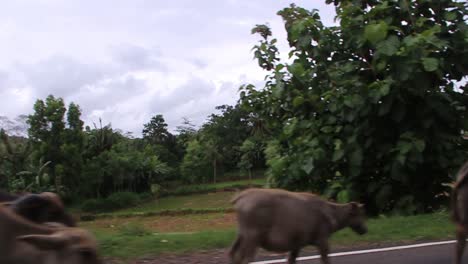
top-left (255, 243), bottom-right (458, 264)
top-left (129, 241), bottom-right (463, 264)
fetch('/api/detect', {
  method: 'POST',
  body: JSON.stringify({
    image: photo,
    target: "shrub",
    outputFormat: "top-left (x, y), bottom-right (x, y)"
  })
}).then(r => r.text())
top-left (105, 192), bottom-right (140, 210)
top-left (81, 192), bottom-right (140, 213)
top-left (81, 199), bottom-right (106, 213)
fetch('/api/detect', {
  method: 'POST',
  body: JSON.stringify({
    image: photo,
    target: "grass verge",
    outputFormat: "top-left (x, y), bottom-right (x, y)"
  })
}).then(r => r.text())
top-left (161, 178), bottom-right (266, 197)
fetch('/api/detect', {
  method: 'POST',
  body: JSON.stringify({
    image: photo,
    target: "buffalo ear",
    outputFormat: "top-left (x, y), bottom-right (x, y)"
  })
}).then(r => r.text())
top-left (17, 234), bottom-right (68, 250)
top-left (349, 202), bottom-right (360, 215)
top-left (350, 202), bottom-right (365, 215)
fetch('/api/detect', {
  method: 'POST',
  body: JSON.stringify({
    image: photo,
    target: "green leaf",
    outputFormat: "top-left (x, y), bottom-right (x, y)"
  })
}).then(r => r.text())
top-left (302, 158), bottom-right (314, 174)
top-left (421, 57), bottom-right (438, 72)
top-left (380, 82), bottom-right (391, 96)
top-left (403, 35), bottom-right (420, 47)
top-left (413, 140), bottom-right (426, 153)
top-left (344, 95), bottom-right (362, 108)
top-left (273, 82), bottom-right (284, 98)
top-left (398, 142), bottom-right (412, 154)
top-left (290, 20), bottom-right (306, 40)
top-left (337, 189), bottom-right (350, 203)
top-left (444, 12), bottom-right (457, 21)
top-left (289, 62), bottom-right (305, 76)
top-left (350, 149), bottom-right (363, 167)
top-left (332, 149), bottom-right (345, 161)
top-left (275, 64), bottom-right (285, 71)
top-left (293, 96), bottom-right (305, 107)
top-left (377, 35), bottom-right (400, 56)
top-left (334, 139), bottom-right (343, 150)
top-left (364, 22), bottom-right (389, 44)
top-left (344, 96), bottom-right (354, 108)
top-left (320, 126), bottom-right (334, 133)
top-left (396, 154), bottom-right (406, 165)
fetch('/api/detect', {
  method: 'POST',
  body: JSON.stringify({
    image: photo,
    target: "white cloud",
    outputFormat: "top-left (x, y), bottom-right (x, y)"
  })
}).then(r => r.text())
top-left (0, 0), bottom-right (336, 135)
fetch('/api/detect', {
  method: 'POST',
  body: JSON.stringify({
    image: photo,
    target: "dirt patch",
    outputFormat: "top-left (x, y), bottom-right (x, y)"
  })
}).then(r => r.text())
top-left (82, 212), bottom-right (237, 233)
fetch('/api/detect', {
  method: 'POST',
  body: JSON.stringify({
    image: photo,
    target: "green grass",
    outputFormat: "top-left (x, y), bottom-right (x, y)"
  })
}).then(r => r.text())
top-left (186, 178), bottom-right (266, 190)
top-left (331, 210), bottom-right (454, 244)
top-left (161, 178), bottom-right (267, 197)
top-left (73, 178), bottom-right (266, 215)
top-left (93, 210), bottom-right (455, 259)
top-left (113, 191), bottom-right (236, 214)
top-left (98, 178), bottom-right (266, 216)
top-left (97, 229), bottom-right (237, 259)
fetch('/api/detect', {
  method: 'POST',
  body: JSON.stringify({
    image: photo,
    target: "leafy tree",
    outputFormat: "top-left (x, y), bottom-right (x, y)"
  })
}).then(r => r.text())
top-left (241, 1), bottom-right (468, 214)
top-left (61, 103), bottom-right (85, 193)
top-left (27, 95), bottom-right (66, 189)
top-left (13, 159), bottom-right (51, 193)
top-left (143, 114), bottom-right (171, 145)
top-left (180, 139), bottom-right (211, 183)
top-left (142, 114), bottom-right (180, 167)
top-left (201, 104), bottom-right (251, 174)
top-left (175, 117), bottom-right (197, 149)
top-left (203, 138), bottom-right (223, 183)
top-left (238, 137), bottom-right (265, 182)
top-left (0, 129), bottom-right (31, 190)
top-left (84, 119), bottom-right (120, 159)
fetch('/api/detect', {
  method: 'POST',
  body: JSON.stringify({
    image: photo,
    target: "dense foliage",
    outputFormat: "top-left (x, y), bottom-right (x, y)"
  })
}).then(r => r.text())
top-left (241, 0), bottom-right (468, 214)
top-left (0, 99), bottom-right (265, 201)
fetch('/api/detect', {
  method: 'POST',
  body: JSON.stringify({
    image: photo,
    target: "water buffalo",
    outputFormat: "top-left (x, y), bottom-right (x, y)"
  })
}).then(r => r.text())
top-left (0, 190), bottom-right (20, 202)
top-left (0, 204), bottom-right (102, 264)
top-left (452, 161), bottom-right (468, 264)
top-left (11, 192), bottom-right (76, 226)
top-left (229, 188), bottom-right (367, 264)
top-left (0, 192), bottom-right (75, 227)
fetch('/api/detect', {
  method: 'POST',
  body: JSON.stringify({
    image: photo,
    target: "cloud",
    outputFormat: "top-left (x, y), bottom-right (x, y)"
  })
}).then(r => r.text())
top-left (110, 44), bottom-right (166, 71)
top-left (14, 55), bottom-right (107, 98)
top-left (0, 0), bottom-right (337, 135)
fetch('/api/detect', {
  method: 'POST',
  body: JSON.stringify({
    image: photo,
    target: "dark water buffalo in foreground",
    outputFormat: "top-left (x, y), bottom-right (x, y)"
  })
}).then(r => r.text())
top-left (452, 161), bottom-right (468, 264)
top-left (0, 191), bottom-right (20, 202)
top-left (0, 191), bottom-right (75, 227)
top-left (0, 204), bottom-right (102, 264)
top-left (229, 188), bottom-right (367, 264)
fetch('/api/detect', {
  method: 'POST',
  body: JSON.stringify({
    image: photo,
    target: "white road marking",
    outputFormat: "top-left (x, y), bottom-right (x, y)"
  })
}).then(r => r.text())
top-left (250, 240), bottom-right (457, 264)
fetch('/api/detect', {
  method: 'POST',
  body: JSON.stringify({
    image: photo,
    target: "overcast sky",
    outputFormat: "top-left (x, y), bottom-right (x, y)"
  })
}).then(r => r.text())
top-left (0, 0), bottom-right (336, 135)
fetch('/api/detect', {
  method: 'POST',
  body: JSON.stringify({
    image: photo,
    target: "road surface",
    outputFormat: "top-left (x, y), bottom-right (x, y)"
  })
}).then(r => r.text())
top-left (129, 241), bottom-right (463, 264)
top-left (252, 241), bottom-right (459, 264)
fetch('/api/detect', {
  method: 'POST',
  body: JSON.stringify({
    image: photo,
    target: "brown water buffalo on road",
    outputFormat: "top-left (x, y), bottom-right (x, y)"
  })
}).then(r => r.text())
top-left (0, 204), bottom-right (102, 264)
top-left (0, 191), bottom-right (76, 226)
top-left (0, 190), bottom-right (20, 202)
top-left (452, 161), bottom-right (468, 264)
top-left (229, 188), bottom-right (367, 264)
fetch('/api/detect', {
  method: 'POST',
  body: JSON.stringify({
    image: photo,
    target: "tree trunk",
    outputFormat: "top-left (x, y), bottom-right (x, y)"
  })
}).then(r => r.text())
top-left (55, 174), bottom-right (61, 193)
top-left (213, 159), bottom-right (217, 184)
top-left (248, 169), bottom-right (252, 186)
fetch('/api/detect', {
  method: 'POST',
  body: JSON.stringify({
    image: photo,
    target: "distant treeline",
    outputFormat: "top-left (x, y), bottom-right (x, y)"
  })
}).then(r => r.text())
top-left (0, 97), bottom-right (266, 200)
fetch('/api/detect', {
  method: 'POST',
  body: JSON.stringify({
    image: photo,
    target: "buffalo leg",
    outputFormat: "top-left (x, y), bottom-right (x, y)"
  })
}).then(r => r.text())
top-left (229, 235), bottom-right (242, 261)
top-left (234, 239), bottom-right (257, 264)
top-left (288, 249), bottom-right (300, 264)
top-left (455, 226), bottom-right (466, 264)
top-left (317, 240), bottom-right (330, 264)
